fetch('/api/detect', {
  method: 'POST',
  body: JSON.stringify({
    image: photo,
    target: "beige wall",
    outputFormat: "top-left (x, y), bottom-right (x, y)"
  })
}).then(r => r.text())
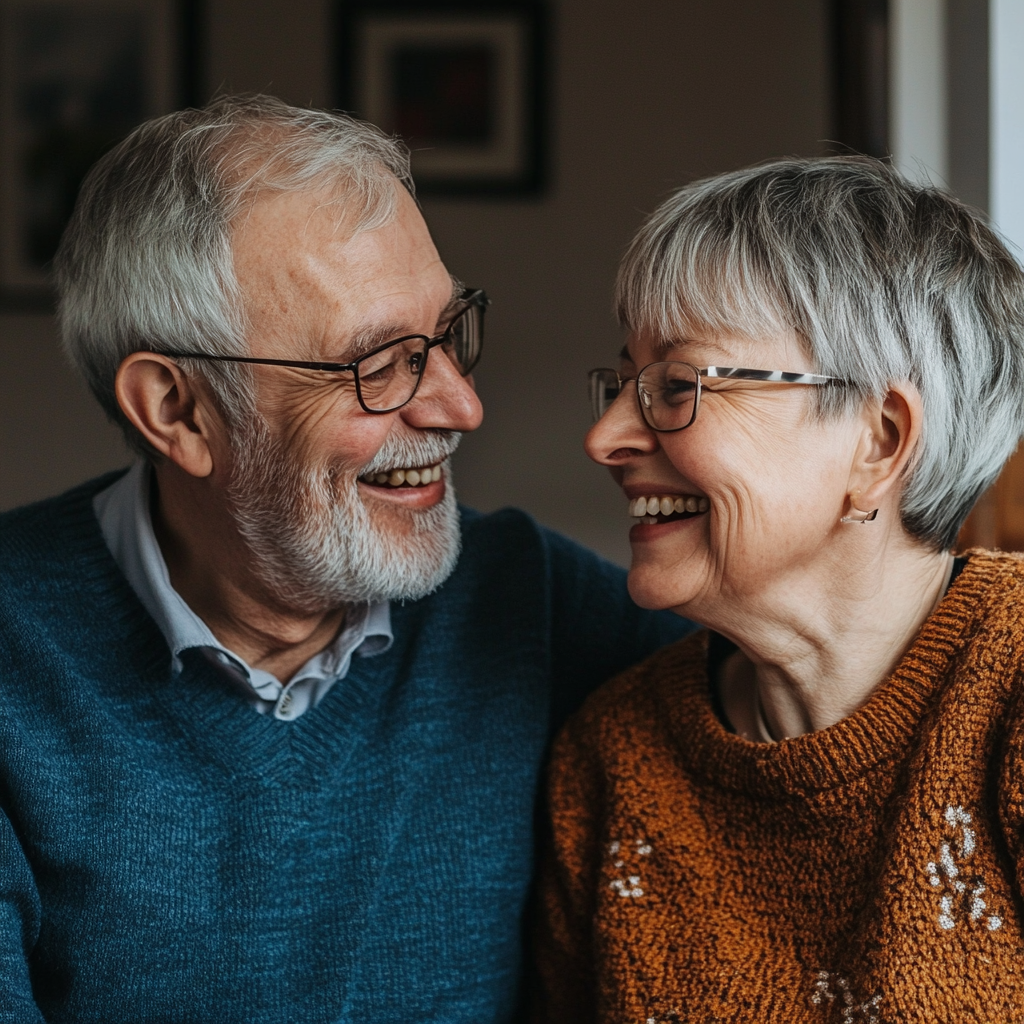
top-left (0, 0), bottom-right (828, 564)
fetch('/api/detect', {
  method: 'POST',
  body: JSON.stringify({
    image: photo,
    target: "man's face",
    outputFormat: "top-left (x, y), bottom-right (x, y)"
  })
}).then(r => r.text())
top-left (221, 183), bottom-right (483, 613)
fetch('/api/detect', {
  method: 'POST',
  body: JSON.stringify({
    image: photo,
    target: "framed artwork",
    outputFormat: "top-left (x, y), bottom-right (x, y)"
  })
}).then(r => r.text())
top-left (0, 0), bottom-right (200, 307)
top-left (336, 0), bottom-right (546, 196)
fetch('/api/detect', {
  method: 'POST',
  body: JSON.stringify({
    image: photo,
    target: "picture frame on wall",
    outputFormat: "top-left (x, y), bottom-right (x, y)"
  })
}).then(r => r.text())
top-left (336, 0), bottom-right (546, 197)
top-left (0, 0), bottom-right (200, 307)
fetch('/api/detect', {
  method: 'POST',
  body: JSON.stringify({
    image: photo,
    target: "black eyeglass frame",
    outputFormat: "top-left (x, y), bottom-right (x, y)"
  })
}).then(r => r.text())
top-left (157, 287), bottom-right (489, 415)
top-left (589, 362), bottom-right (844, 433)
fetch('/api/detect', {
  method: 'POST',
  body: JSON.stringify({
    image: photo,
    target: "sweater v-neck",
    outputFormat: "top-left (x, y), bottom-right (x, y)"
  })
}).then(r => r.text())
top-left (35, 473), bottom-right (391, 788)
top-left (664, 552), bottom-right (1010, 798)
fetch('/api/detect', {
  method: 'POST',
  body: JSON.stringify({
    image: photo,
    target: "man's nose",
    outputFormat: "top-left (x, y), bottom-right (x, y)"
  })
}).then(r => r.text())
top-left (401, 345), bottom-right (484, 432)
top-left (583, 384), bottom-right (658, 467)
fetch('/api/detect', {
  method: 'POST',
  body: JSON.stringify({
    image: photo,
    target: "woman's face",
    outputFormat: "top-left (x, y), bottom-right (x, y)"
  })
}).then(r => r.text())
top-left (585, 327), bottom-right (865, 618)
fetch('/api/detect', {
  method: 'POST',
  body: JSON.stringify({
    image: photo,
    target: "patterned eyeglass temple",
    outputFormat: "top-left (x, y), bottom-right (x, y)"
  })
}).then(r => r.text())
top-left (699, 366), bottom-right (840, 384)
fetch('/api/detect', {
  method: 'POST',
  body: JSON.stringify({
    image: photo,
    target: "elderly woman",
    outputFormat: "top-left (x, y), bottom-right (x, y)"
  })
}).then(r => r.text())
top-left (532, 156), bottom-right (1024, 1023)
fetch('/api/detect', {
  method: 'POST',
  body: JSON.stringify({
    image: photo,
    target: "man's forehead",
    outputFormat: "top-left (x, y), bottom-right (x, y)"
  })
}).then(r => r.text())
top-left (233, 186), bottom-right (454, 358)
top-left (234, 186), bottom-right (431, 281)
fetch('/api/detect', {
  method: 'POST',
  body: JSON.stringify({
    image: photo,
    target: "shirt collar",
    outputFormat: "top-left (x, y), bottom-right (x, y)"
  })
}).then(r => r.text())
top-left (93, 463), bottom-right (393, 709)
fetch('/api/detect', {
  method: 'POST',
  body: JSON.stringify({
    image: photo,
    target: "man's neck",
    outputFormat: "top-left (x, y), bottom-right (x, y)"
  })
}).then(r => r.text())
top-left (151, 463), bottom-right (347, 683)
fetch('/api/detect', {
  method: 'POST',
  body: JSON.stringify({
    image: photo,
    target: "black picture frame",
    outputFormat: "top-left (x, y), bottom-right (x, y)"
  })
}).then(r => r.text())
top-left (336, 0), bottom-right (547, 197)
top-left (0, 0), bottom-right (203, 310)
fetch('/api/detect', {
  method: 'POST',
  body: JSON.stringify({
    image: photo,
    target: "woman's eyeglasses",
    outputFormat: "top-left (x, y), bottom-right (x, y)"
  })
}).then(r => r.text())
top-left (588, 362), bottom-right (843, 432)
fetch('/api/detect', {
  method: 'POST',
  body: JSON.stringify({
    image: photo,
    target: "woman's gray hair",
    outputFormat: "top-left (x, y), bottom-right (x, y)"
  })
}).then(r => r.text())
top-left (616, 156), bottom-right (1024, 550)
top-left (54, 94), bottom-right (414, 457)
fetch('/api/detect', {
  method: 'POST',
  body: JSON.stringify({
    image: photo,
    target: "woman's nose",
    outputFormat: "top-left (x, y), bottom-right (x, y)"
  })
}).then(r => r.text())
top-left (584, 385), bottom-right (659, 466)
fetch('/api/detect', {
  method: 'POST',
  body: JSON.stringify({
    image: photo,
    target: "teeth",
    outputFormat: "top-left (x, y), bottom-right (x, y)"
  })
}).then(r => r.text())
top-left (360, 463), bottom-right (443, 488)
top-left (628, 494), bottom-right (709, 518)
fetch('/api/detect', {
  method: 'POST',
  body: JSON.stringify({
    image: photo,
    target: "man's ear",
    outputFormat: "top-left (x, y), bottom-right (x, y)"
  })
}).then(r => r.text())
top-left (114, 353), bottom-right (219, 478)
top-left (844, 381), bottom-right (923, 517)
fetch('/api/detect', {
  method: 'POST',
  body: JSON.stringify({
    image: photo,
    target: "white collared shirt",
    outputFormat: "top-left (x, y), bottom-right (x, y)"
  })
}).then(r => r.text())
top-left (93, 462), bottom-right (392, 721)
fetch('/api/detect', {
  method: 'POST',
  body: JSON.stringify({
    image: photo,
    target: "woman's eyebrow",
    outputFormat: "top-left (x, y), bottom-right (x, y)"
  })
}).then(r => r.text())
top-left (657, 336), bottom-right (735, 360)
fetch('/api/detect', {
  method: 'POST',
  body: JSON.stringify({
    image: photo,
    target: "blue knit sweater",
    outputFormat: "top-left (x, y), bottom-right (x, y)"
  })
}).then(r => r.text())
top-left (0, 474), bottom-right (691, 1023)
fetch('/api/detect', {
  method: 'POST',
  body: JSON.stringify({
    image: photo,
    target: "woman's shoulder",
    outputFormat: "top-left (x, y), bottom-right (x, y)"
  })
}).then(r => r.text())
top-left (952, 550), bottom-right (1024, 638)
top-left (958, 547), bottom-right (1024, 581)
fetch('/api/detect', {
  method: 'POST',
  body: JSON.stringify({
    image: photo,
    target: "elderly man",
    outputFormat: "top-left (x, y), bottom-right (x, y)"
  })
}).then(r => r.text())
top-left (0, 96), bottom-right (690, 1022)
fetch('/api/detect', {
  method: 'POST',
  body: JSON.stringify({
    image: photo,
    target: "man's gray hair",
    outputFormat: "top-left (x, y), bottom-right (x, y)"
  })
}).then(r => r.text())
top-left (55, 94), bottom-right (414, 456)
top-left (616, 156), bottom-right (1024, 550)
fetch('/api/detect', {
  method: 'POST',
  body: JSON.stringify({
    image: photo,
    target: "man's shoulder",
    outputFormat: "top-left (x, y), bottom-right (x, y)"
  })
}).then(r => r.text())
top-left (560, 630), bottom-right (709, 752)
top-left (457, 504), bottom-right (620, 575)
top-left (458, 502), bottom-right (535, 536)
top-left (443, 505), bottom-right (563, 618)
top-left (452, 504), bottom-right (643, 612)
top-left (448, 505), bottom-right (694, 716)
top-left (1, 471), bottom-right (127, 534)
top-left (581, 630), bottom-right (709, 718)
top-left (458, 503), bottom-right (543, 542)
top-left (0, 470), bottom-right (127, 587)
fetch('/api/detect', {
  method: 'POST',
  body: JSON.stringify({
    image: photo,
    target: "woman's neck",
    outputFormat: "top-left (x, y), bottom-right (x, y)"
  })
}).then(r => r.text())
top-left (712, 538), bottom-right (955, 742)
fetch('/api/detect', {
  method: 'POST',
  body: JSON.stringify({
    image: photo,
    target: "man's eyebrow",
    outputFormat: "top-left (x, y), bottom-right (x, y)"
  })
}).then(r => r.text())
top-left (325, 323), bottom-right (410, 363)
top-left (329, 282), bottom-right (465, 362)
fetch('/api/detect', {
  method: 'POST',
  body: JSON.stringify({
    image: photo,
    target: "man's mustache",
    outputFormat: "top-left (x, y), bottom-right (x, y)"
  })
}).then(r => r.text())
top-left (358, 431), bottom-right (462, 478)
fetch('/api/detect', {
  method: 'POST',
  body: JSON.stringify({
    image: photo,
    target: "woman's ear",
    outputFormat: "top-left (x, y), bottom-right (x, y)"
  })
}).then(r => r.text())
top-left (114, 353), bottom-right (219, 478)
top-left (844, 381), bottom-right (923, 516)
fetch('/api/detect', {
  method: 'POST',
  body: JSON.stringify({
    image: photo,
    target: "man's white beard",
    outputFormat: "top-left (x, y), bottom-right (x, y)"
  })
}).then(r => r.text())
top-left (227, 414), bottom-right (462, 613)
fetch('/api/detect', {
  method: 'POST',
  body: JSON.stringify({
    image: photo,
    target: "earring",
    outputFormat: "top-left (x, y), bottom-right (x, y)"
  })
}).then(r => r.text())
top-left (840, 507), bottom-right (878, 524)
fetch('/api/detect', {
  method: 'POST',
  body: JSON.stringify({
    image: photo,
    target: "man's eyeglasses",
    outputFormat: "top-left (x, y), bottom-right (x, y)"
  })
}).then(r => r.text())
top-left (588, 362), bottom-right (843, 432)
top-left (160, 288), bottom-right (488, 415)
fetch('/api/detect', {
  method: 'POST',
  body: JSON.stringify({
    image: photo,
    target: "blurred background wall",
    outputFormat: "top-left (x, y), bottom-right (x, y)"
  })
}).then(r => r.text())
top-left (0, 0), bottom-right (1020, 563)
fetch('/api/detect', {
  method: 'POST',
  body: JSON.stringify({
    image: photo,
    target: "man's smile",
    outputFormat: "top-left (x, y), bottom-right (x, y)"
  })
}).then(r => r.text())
top-left (356, 462), bottom-right (448, 508)
top-left (359, 462), bottom-right (444, 488)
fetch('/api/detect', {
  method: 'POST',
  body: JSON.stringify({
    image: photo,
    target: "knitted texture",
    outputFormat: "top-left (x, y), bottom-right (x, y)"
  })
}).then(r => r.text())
top-left (0, 473), bottom-right (692, 1024)
top-left (532, 551), bottom-right (1024, 1024)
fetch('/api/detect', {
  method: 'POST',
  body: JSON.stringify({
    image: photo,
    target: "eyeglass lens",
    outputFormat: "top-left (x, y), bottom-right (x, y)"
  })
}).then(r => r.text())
top-left (356, 301), bottom-right (483, 413)
top-left (445, 301), bottom-right (483, 376)
top-left (589, 369), bottom-right (622, 422)
top-left (590, 362), bottom-right (700, 431)
top-left (356, 336), bottom-right (430, 411)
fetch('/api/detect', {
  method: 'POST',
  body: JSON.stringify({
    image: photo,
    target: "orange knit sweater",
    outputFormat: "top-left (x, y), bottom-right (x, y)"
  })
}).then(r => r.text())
top-left (532, 551), bottom-right (1024, 1023)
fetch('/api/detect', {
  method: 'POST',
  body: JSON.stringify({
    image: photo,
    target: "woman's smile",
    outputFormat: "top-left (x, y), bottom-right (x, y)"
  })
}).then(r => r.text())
top-left (625, 489), bottom-right (710, 541)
